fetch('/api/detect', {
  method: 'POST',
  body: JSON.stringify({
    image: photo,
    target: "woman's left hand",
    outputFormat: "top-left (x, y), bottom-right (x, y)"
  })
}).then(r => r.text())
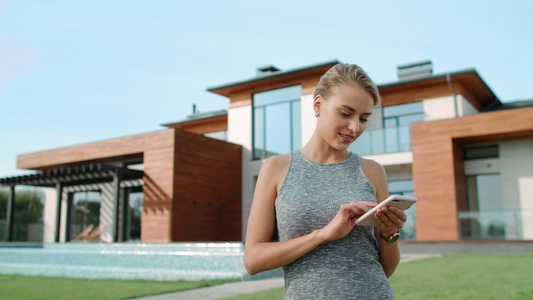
top-left (375, 206), bottom-right (407, 237)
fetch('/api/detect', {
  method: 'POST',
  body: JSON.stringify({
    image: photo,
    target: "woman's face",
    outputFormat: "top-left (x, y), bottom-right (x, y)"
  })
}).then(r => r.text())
top-left (314, 84), bottom-right (374, 151)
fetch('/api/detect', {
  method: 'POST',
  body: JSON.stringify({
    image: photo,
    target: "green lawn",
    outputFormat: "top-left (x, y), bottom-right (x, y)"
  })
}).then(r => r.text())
top-left (224, 254), bottom-right (533, 300)
top-left (2, 254), bottom-right (532, 300)
top-left (0, 275), bottom-right (238, 300)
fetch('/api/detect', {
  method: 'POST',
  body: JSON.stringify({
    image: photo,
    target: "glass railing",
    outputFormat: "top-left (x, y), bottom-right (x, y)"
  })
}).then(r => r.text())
top-left (457, 210), bottom-right (530, 240)
top-left (349, 125), bottom-right (411, 156)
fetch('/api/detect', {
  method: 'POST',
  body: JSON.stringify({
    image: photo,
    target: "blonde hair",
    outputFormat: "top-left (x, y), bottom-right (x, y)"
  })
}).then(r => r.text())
top-left (314, 63), bottom-right (381, 106)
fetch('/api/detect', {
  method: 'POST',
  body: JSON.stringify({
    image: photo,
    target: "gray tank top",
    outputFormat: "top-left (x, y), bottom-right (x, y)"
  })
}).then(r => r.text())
top-left (275, 150), bottom-right (395, 300)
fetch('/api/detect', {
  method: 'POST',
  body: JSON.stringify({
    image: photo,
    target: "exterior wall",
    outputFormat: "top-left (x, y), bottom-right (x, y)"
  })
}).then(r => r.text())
top-left (424, 95), bottom-right (457, 120)
top-left (227, 103), bottom-right (259, 240)
top-left (172, 129), bottom-right (242, 241)
top-left (458, 95), bottom-right (478, 116)
top-left (411, 106), bottom-right (533, 241)
top-left (499, 138), bottom-right (533, 239)
top-left (17, 128), bottom-right (242, 243)
top-left (301, 93), bottom-right (315, 146)
top-left (366, 152), bottom-right (413, 167)
top-left (384, 164), bottom-right (413, 181)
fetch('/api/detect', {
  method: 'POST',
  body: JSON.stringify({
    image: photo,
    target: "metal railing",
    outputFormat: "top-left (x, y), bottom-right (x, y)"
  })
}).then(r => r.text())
top-left (350, 126), bottom-right (411, 156)
top-left (457, 210), bottom-right (532, 240)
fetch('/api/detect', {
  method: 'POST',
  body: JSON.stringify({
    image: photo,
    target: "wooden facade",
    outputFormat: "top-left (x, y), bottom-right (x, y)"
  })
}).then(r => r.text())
top-left (16, 128), bottom-right (242, 243)
top-left (411, 106), bottom-right (533, 241)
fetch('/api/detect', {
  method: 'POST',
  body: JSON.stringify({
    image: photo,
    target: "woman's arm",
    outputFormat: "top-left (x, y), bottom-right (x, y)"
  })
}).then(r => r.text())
top-left (244, 155), bottom-right (375, 275)
top-left (361, 158), bottom-right (406, 278)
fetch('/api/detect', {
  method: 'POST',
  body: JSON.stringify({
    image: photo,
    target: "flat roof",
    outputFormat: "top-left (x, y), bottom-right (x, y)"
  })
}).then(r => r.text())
top-left (161, 109), bottom-right (227, 127)
top-left (207, 59), bottom-right (340, 97)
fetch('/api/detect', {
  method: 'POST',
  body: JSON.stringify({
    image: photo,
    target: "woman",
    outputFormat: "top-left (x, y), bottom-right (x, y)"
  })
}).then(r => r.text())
top-left (244, 63), bottom-right (407, 299)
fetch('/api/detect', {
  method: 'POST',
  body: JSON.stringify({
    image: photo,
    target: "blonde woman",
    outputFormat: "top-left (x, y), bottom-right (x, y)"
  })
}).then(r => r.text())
top-left (244, 63), bottom-right (406, 299)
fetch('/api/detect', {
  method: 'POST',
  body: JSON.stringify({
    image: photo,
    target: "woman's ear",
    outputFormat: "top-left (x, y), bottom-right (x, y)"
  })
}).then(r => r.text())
top-left (313, 95), bottom-right (323, 117)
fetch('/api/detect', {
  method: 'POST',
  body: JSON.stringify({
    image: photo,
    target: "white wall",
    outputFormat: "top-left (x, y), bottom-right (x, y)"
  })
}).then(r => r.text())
top-left (458, 95), bottom-right (478, 116)
top-left (423, 95), bottom-right (457, 121)
top-left (301, 93), bottom-right (315, 146)
top-left (423, 94), bottom-right (479, 121)
top-left (227, 104), bottom-right (263, 240)
top-left (43, 188), bottom-right (57, 243)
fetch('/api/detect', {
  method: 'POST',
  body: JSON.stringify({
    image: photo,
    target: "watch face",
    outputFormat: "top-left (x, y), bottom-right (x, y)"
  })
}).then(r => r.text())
top-left (389, 233), bottom-right (400, 243)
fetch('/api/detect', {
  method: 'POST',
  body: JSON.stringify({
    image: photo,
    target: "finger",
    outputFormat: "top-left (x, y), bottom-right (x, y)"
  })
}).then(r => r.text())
top-left (349, 201), bottom-right (376, 213)
top-left (388, 206), bottom-right (408, 223)
top-left (341, 204), bottom-right (360, 216)
top-left (378, 207), bottom-right (405, 228)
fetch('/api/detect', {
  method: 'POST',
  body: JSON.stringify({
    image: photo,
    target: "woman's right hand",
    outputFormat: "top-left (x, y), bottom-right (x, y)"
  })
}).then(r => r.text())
top-left (317, 201), bottom-right (376, 242)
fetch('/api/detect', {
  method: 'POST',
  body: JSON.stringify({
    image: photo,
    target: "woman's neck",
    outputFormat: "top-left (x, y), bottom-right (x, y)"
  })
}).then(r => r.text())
top-left (300, 136), bottom-right (351, 164)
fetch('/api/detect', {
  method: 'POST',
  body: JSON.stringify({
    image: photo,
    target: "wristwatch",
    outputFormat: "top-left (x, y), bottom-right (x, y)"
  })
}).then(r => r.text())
top-left (380, 230), bottom-right (400, 243)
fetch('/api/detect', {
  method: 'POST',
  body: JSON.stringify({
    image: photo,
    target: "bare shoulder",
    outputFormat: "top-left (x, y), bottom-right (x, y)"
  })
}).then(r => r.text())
top-left (263, 153), bottom-right (291, 170)
top-left (259, 153), bottom-right (291, 192)
top-left (359, 156), bottom-right (388, 201)
top-left (359, 156), bottom-right (386, 178)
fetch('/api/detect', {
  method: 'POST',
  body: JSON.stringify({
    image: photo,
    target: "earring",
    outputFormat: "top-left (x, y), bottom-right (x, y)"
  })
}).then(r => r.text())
top-left (315, 113), bottom-right (319, 118)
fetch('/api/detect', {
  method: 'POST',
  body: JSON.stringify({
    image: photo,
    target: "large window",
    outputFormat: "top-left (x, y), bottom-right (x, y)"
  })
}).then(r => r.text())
top-left (253, 85), bottom-right (302, 160)
top-left (68, 191), bottom-right (101, 241)
top-left (382, 102), bottom-right (424, 153)
top-left (388, 180), bottom-right (416, 240)
top-left (0, 187), bottom-right (45, 242)
top-left (125, 187), bottom-right (143, 241)
top-left (459, 174), bottom-right (509, 239)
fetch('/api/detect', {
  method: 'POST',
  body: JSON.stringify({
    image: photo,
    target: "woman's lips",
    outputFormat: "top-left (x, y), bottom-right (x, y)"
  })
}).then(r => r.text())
top-left (339, 133), bottom-right (354, 143)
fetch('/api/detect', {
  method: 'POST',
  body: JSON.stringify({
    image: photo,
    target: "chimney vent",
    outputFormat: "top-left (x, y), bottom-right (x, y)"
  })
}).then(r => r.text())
top-left (256, 65), bottom-right (280, 76)
top-left (397, 60), bottom-right (433, 81)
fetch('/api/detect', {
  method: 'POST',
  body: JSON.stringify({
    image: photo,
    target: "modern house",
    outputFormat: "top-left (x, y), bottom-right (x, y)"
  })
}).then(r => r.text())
top-left (2, 60), bottom-right (532, 244)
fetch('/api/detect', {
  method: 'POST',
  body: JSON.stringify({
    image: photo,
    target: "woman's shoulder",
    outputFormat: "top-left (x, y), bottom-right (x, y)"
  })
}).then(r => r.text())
top-left (262, 153), bottom-right (291, 173)
top-left (358, 156), bottom-right (387, 183)
top-left (259, 153), bottom-right (292, 193)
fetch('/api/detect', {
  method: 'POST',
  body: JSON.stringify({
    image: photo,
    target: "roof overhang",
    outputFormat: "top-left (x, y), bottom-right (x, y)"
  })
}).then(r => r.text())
top-left (207, 60), bottom-right (340, 98)
top-left (378, 69), bottom-right (500, 110)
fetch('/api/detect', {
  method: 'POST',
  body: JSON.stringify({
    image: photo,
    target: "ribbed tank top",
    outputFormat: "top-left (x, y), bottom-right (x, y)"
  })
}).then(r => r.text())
top-left (275, 150), bottom-right (395, 300)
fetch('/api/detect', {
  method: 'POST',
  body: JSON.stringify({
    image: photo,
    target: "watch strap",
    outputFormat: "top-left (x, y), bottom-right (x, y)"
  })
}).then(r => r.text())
top-left (380, 230), bottom-right (400, 243)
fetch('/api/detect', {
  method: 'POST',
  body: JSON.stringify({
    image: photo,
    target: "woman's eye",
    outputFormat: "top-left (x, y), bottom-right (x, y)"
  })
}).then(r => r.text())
top-left (340, 111), bottom-right (350, 117)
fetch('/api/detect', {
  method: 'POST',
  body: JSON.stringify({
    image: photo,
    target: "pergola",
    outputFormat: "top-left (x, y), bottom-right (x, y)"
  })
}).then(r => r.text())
top-left (0, 164), bottom-right (143, 242)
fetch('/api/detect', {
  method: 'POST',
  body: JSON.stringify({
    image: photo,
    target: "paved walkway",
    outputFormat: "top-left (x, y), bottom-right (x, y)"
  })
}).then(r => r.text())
top-left (130, 254), bottom-right (440, 300)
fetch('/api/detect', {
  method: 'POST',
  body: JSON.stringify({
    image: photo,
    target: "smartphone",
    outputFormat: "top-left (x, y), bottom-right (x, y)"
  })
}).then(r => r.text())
top-left (355, 195), bottom-right (417, 227)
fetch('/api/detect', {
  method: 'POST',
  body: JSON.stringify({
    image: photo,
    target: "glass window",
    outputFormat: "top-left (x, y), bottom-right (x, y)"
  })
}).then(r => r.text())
top-left (461, 174), bottom-right (507, 239)
top-left (126, 188), bottom-right (143, 241)
top-left (467, 174), bottom-right (503, 211)
top-left (382, 102), bottom-right (424, 153)
top-left (383, 102), bottom-right (424, 120)
top-left (253, 85), bottom-right (302, 159)
top-left (388, 180), bottom-right (416, 240)
top-left (69, 191), bottom-right (101, 241)
top-left (464, 145), bottom-right (499, 160)
top-left (0, 187), bottom-right (45, 242)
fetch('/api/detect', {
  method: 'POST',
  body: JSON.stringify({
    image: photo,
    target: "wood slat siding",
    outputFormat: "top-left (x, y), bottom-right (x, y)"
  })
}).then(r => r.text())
top-left (172, 129), bottom-right (242, 241)
top-left (15, 128), bottom-right (242, 243)
top-left (168, 115), bottom-right (228, 134)
top-left (412, 106), bottom-right (533, 241)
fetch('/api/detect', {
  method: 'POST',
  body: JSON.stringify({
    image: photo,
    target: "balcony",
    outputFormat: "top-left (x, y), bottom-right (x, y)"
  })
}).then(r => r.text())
top-left (350, 126), bottom-right (411, 156)
top-left (457, 210), bottom-right (532, 240)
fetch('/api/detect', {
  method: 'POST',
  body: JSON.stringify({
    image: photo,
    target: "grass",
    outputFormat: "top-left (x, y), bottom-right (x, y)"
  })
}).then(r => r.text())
top-left (0, 275), bottom-right (238, 300)
top-left (223, 254), bottom-right (533, 300)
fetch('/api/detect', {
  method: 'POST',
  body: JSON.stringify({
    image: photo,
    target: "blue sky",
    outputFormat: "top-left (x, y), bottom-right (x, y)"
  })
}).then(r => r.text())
top-left (1, 0), bottom-right (532, 178)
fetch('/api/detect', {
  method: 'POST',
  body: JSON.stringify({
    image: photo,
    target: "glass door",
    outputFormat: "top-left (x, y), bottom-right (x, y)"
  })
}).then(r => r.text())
top-left (69, 191), bottom-right (101, 241)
